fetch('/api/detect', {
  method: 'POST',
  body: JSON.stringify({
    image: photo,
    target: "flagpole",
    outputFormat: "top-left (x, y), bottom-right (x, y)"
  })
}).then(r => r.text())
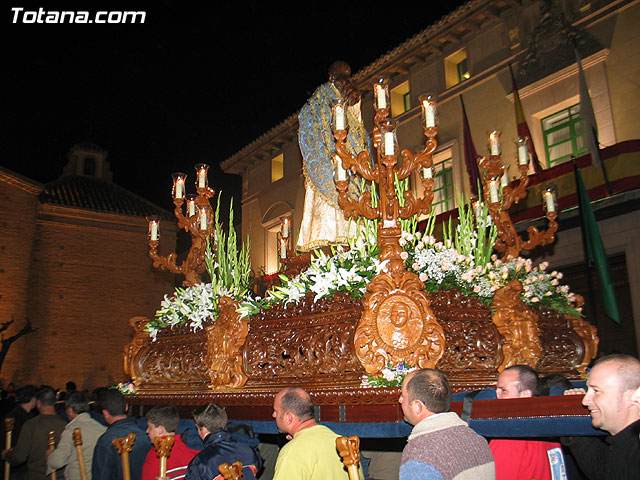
top-left (572, 156), bottom-right (598, 329)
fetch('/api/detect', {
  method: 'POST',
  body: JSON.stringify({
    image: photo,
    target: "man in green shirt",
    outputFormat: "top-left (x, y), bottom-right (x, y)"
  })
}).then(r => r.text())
top-left (271, 387), bottom-right (362, 480)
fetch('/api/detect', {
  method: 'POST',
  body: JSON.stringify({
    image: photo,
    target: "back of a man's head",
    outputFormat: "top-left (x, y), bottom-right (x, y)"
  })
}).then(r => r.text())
top-left (15, 385), bottom-right (37, 405)
top-left (36, 386), bottom-right (57, 407)
top-left (593, 354), bottom-right (640, 391)
top-left (146, 405), bottom-right (180, 433)
top-left (66, 381), bottom-right (77, 392)
top-left (504, 365), bottom-right (539, 394)
top-left (98, 388), bottom-right (127, 417)
top-left (280, 387), bottom-right (315, 422)
top-left (406, 369), bottom-right (451, 414)
top-left (192, 403), bottom-right (227, 433)
top-left (65, 391), bottom-right (90, 415)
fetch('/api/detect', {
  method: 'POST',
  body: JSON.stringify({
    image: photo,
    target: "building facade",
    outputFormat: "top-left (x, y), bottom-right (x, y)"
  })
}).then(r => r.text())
top-left (0, 144), bottom-right (176, 390)
top-left (221, 0), bottom-right (640, 354)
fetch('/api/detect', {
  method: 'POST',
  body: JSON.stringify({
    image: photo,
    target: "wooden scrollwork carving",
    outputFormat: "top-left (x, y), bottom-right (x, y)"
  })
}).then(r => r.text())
top-left (491, 280), bottom-right (542, 371)
top-left (123, 316), bottom-right (151, 388)
top-left (206, 296), bottom-right (249, 389)
top-left (565, 294), bottom-right (598, 375)
top-left (354, 271), bottom-right (445, 375)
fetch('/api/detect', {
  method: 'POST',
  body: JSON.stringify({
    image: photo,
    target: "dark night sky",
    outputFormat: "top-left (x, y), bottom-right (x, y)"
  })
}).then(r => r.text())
top-left (6, 1), bottom-right (468, 212)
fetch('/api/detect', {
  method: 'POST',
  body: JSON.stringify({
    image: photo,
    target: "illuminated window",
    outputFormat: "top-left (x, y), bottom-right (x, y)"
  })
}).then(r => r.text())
top-left (542, 104), bottom-right (587, 167)
top-left (432, 154), bottom-right (455, 215)
top-left (390, 81), bottom-right (410, 117)
top-left (444, 49), bottom-right (470, 89)
top-left (271, 153), bottom-right (284, 183)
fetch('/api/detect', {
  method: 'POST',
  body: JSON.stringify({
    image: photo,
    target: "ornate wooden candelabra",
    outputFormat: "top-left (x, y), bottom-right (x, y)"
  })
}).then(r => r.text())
top-left (333, 83), bottom-right (445, 375)
top-left (478, 134), bottom-right (558, 259)
top-left (147, 164), bottom-right (215, 287)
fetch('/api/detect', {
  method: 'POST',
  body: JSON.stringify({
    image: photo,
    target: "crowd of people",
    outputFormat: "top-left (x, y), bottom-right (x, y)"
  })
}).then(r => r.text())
top-left (0, 352), bottom-right (638, 480)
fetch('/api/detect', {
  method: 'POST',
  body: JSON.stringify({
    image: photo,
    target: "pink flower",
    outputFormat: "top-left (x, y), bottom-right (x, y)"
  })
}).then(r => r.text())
top-left (419, 272), bottom-right (428, 282)
top-left (400, 251), bottom-right (409, 260)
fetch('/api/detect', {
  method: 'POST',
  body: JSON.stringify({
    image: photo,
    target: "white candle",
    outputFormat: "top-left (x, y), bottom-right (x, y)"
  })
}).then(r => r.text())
top-left (149, 222), bottom-right (159, 241)
top-left (473, 201), bottom-right (482, 219)
top-left (335, 155), bottom-right (347, 181)
top-left (335, 104), bottom-right (345, 130)
top-left (544, 191), bottom-right (556, 212)
top-left (424, 102), bottom-right (436, 128)
top-left (422, 167), bottom-right (433, 179)
top-left (501, 170), bottom-right (509, 188)
top-left (280, 239), bottom-right (287, 258)
top-left (199, 209), bottom-right (208, 230)
top-left (376, 85), bottom-right (387, 109)
top-left (518, 144), bottom-right (529, 165)
top-left (281, 218), bottom-right (290, 238)
top-left (175, 179), bottom-right (185, 199)
top-left (187, 199), bottom-right (196, 217)
top-left (489, 180), bottom-right (499, 203)
top-left (490, 132), bottom-right (500, 156)
top-left (384, 132), bottom-right (395, 156)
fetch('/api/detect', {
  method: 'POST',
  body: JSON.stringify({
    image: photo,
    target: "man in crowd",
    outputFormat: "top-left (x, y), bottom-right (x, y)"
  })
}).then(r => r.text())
top-left (185, 403), bottom-right (261, 480)
top-left (142, 405), bottom-right (199, 480)
top-left (46, 391), bottom-right (106, 479)
top-left (2, 385), bottom-right (37, 479)
top-left (490, 365), bottom-right (562, 480)
top-left (92, 388), bottom-right (151, 480)
top-left (271, 387), bottom-right (361, 480)
top-left (1, 386), bottom-right (67, 480)
top-left (563, 353), bottom-right (640, 479)
top-left (399, 369), bottom-right (494, 479)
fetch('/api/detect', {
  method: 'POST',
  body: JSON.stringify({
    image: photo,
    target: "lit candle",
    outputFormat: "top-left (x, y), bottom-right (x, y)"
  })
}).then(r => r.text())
top-left (195, 164), bottom-right (209, 189)
top-left (334, 104), bottom-right (345, 130)
top-left (384, 132), bottom-right (395, 156)
top-left (473, 201), bottom-right (482, 219)
top-left (279, 238), bottom-right (288, 259)
top-left (335, 155), bottom-right (347, 181)
top-left (420, 95), bottom-right (437, 128)
top-left (199, 208), bottom-right (208, 230)
top-left (422, 166), bottom-right (433, 179)
top-left (489, 180), bottom-right (500, 203)
top-left (518, 143), bottom-right (529, 166)
top-left (281, 217), bottom-right (290, 239)
top-left (148, 219), bottom-right (159, 241)
top-left (501, 169), bottom-right (510, 188)
top-left (175, 179), bottom-right (185, 198)
top-left (543, 191), bottom-right (556, 212)
top-left (376, 85), bottom-right (387, 109)
top-left (186, 195), bottom-right (196, 217)
top-left (489, 131), bottom-right (500, 156)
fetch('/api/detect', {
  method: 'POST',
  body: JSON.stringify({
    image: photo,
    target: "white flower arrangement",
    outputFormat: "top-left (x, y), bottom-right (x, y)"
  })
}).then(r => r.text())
top-left (361, 361), bottom-right (416, 388)
top-left (113, 381), bottom-right (135, 395)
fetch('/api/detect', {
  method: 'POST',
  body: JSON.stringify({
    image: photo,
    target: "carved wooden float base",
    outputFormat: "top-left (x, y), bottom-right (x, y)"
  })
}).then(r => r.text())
top-left (124, 285), bottom-right (598, 395)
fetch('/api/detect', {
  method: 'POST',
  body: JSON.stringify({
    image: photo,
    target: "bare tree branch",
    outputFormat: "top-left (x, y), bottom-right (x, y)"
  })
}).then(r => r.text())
top-left (0, 318), bottom-right (37, 374)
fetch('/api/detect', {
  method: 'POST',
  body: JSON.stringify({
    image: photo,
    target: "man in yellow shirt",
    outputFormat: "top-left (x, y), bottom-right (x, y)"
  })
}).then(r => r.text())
top-left (271, 387), bottom-right (362, 480)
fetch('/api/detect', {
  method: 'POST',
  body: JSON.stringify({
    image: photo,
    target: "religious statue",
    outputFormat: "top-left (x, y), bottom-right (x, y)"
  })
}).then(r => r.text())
top-left (296, 61), bottom-right (370, 251)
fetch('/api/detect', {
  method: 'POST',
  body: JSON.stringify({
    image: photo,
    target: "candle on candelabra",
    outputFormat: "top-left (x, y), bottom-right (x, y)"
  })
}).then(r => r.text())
top-left (376, 85), bottom-right (386, 109)
top-left (172, 173), bottom-right (186, 199)
top-left (473, 201), bottom-right (482, 219)
top-left (186, 194), bottom-right (196, 217)
top-left (335, 155), bottom-right (347, 181)
top-left (489, 180), bottom-right (500, 203)
top-left (333, 102), bottom-right (346, 131)
top-left (489, 131), bottom-right (501, 156)
top-left (373, 78), bottom-right (388, 110)
top-left (419, 94), bottom-right (437, 128)
top-left (147, 217), bottom-right (160, 241)
top-left (517, 138), bottom-right (529, 166)
top-left (543, 190), bottom-right (556, 212)
top-left (281, 217), bottom-right (290, 239)
top-left (422, 166), bottom-right (433, 179)
top-left (501, 167), bottom-right (510, 188)
top-left (279, 237), bottom-right (288, 259)
top-left (384, 132), bottom-right (395, 156)
top-left (195, 164), bottom-right (209, 189)
top-left (199, 207), bottom-right (209, 230)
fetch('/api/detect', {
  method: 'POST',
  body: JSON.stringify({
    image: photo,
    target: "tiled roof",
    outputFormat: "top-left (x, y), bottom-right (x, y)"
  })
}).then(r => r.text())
top-left (39, 175), bottom-right (171, 219)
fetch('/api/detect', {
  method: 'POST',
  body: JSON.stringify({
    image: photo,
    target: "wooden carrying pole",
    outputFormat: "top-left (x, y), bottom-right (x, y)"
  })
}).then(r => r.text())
top-left (4, 417), bottom-right (13, 480)
top-left (72, 428), bottom-right (88, 480)
top-left (152, 435), bottom-right (175, 479)
top-left (112, 433), bottom-right (136, 480)
top-left (218, 461), bottom-right (244, 480)
top-left (48, 431), bottom-right (57, 480)
top-left (336, 435), bottom-right (361, 480)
